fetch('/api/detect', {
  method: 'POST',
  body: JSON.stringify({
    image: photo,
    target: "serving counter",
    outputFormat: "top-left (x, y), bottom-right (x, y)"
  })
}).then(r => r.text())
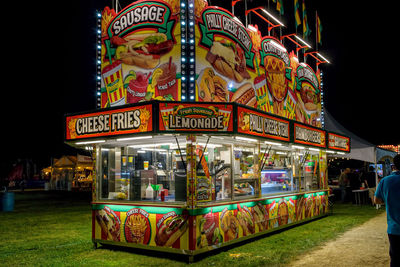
top-left (92, 190), bottom-right (328, 256)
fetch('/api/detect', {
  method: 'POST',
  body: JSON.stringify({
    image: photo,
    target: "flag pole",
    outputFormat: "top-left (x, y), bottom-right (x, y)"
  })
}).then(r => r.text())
top-left (302, 0), bottom-right (305, 64)
top-left (316, 10), bottom-right (318, 71)
top-left (267, 0), bottom-right (270, 35)
top-left (245, 0), bottom-right (248, 27)
top-left (295, 0), bottom-right (299, 58)
top-left (279, 8), bottom-right (282, 40)
top-left (315, 11), bottom-right (318, 52)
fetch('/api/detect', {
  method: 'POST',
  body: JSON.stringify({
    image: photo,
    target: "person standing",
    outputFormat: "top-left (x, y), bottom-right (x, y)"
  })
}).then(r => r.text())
top-left (374, 154), bottom-right (400, 267)
top-left (364, 166), bottom-right (377, 205)
top-left (338, 168), bottom-right (350, 203)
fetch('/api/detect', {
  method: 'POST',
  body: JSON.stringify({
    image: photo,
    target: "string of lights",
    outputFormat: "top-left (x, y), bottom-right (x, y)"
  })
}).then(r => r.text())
top-left (96, 11), bottom-right (102, 108)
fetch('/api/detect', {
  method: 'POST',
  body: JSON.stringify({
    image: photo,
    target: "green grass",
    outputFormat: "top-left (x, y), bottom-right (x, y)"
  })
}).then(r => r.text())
top-left (0, 192), bottom-right (384, 266)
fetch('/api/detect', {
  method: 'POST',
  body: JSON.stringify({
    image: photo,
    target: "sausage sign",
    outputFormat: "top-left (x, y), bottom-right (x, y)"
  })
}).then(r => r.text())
top-left (99, 0), bottom-right (181, 108)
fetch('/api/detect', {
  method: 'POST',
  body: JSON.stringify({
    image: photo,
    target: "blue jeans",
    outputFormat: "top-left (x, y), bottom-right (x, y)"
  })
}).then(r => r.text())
top-left (340, 185), bottom-right (346, 202)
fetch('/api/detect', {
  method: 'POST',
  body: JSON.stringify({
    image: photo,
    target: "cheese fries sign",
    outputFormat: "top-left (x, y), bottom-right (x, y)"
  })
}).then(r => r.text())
top-left (65, 104), bottom-right (153, 140)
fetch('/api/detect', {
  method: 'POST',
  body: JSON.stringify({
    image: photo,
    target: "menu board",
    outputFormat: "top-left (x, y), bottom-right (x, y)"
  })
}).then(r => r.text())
top-left (237, 106), bottom-right (290, 142)
top-left (100, 0), bottom-right (181, 108)
top-left (158, 102), bottom-right (234, 132)
top-left (65, 104), bottom-right (153, 140)
top-left (293, 123), bottom-right (326, 148)
top-left (327, 132), bottom-right (350, 152)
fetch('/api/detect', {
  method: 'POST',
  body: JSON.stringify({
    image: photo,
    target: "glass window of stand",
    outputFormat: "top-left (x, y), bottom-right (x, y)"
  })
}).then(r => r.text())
top-left (260, 144), bottom-right (325, 195)
top-left (195, 136), bottom-right (233, 201)
top-left (96, 134), bottom-right (325, 205)
top-left (260, 142), bottom-right (297, 196)
top-left (292, 147), bottom-right (323, 191)
top-left (232, 138), bottom-right (260, 200)
top-left (97, 135), bottom-right (187, 203)
top-left (195, 135), bottom-right (260, 201)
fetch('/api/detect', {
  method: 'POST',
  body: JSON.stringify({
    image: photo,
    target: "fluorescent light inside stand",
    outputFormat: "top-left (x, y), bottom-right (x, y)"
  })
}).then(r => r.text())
top-left (235, 136), bottom-right (258, 142)
top-left (117, 136), bottom-right (152, 142)
top-left (75, 140), bottom-right (105, 145)
top-left (265, 141), bottom-right (282, 146)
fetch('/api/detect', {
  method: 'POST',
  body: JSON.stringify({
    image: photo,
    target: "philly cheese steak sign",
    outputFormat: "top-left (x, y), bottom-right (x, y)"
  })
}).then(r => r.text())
top-left (197, 7), bottom-right (255, 69)
top-left (158, 103), bottom-right (233, 132)
top-left (65, 104), bottom-right (153, 140)
top-left (293, 123), bottom-right (326, 148)
top-left (237, 106), bottom-right (290, 142)
top-left (327, 132), bottom-right (350, 152)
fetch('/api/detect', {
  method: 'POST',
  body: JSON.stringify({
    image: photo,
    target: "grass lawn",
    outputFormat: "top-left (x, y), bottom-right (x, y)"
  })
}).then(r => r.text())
top-left (0, 192), bottom-right (384, 266)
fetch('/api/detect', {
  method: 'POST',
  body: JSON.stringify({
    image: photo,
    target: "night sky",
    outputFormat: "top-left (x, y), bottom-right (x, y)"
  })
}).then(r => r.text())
top-left (3, 0), bottom-right (399, 172)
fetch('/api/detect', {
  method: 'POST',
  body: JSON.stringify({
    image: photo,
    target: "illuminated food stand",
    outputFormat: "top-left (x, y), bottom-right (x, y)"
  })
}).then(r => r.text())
top-left (64, 0), bottom-right (350, 260)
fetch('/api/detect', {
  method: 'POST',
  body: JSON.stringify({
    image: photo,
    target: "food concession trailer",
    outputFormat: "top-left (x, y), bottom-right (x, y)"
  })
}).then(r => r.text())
top-left (64, 0), bottom-right (350, 260)
top-left (65, 101), bottom-right (350, 259)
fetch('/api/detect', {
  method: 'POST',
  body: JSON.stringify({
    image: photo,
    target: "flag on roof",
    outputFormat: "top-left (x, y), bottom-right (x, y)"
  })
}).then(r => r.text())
top-left (294, 0), bottom-right (301, 28)
top-left (302, 0), bottom-right (311, 39)
top-left (317, 12), bottom-right (323, 45)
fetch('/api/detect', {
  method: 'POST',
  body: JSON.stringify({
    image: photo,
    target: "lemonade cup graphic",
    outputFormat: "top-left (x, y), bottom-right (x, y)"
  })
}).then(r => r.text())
top-left (155, 59), bottom-right (178, 100)
top-left (102, 60), bottom-right (125, 106)
top-left (217, 109), bottom-right (231, 131)
top-left (254, 74), bottom-right (268, 111)
top-left (160, 108), bottom-right (174, 130)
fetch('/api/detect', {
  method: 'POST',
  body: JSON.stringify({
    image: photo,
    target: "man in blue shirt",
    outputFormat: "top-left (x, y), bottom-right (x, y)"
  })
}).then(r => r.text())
top-left (375, 154), bottom-right (400, 267)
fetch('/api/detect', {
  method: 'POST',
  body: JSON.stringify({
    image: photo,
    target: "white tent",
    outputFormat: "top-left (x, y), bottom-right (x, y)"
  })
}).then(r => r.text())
top-left (324, 109), bottom-right (397, 208)
top-left (324, 109), bottom-right (397, 164)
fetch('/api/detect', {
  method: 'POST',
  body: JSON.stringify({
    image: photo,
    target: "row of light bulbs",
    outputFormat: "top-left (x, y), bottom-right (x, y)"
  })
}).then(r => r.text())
top-left (180, 0), bottom-right (196, 101)
top-left (96, 12), bottom-right (102, 108)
